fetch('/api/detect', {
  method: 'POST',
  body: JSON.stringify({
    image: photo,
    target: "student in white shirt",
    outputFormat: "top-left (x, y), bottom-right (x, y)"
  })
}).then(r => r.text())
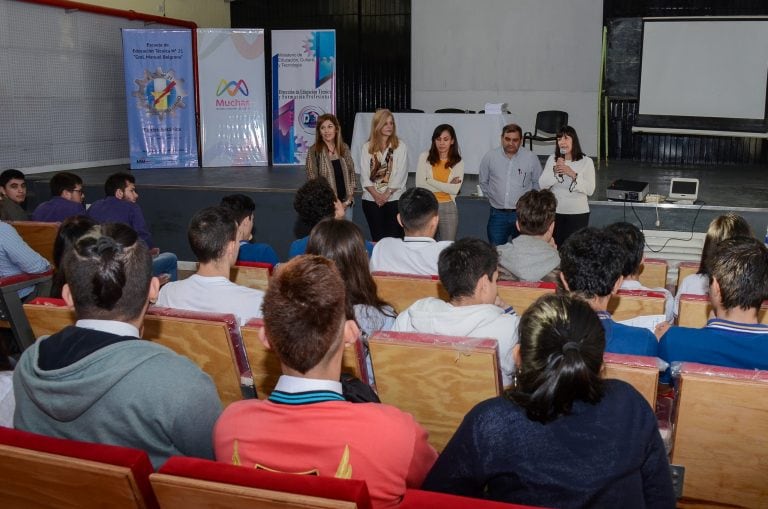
top-left (370, 187), bottom-right (452, 276)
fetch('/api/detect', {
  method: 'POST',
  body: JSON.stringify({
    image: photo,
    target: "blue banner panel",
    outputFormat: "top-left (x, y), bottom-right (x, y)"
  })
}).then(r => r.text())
top-left (122, 29), bottom-right (198, 169)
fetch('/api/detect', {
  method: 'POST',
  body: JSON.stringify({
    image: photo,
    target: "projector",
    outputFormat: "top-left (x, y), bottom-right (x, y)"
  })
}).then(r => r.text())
top-left (606, 180), bottom-right (649, 202)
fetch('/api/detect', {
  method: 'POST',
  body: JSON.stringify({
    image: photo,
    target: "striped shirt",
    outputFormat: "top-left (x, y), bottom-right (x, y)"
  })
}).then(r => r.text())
top-left (0, 222), bottom-right (50, 297)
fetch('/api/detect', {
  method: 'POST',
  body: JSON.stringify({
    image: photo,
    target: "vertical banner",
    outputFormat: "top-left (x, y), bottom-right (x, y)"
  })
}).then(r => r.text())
top-left (122, 29), bottom-right (198, 169)
top-left (271, 30), bottom-right (336, 165)
top-left (197, 29), bottom-right (268, 167)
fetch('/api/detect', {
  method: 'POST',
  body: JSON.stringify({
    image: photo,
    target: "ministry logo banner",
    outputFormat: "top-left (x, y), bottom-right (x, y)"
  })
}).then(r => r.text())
top-left (122, 29), bottom-right (198, 169)
top-left (271, 30), bottom-right (336, 165)
top-left (198, 29), bottom-right (268, 167)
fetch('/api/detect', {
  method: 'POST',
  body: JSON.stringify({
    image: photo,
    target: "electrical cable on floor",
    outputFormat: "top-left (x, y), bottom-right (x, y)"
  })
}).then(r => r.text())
top-left (627, 200), bottom-right (707, 253)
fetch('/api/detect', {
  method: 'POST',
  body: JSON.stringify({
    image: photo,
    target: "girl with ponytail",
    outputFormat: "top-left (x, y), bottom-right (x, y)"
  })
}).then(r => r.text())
top-left (422, 294), bottom-right (675, 508)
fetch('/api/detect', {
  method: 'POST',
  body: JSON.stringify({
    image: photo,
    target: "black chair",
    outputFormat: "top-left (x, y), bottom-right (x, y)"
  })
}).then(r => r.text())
top-left (395, 108), bottom-right (425, 113)
top-left (434, 108), bottom-right (471, 113)
top-left (0, 271), bottom-right (53, 351)
top-left (523, 110), bottom-right (569, 150)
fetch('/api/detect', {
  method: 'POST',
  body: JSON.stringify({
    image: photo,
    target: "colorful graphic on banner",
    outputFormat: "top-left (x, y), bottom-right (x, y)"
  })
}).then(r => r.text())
top-left (198, 29), bottom-right (268, 167)
top-left (271, 30), bottom-right (336, 165)
top-left (122, 29), bottom-right (198, 169)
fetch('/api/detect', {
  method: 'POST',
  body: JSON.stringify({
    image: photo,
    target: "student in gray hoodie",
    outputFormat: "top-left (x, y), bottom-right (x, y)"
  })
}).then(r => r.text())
top-left (13, 223), bottom-right (221, 469)
top-left (393, 238), bottom-right (519, 386)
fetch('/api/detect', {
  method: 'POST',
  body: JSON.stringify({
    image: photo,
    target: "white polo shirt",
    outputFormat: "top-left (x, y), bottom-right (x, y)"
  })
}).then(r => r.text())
top-left (369, 237), bottom-right (452, 276)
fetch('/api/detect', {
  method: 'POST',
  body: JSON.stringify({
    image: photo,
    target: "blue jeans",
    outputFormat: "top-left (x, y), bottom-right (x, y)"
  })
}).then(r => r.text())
top-left (152, 251), bottom-right (178, 282)
top-left (487, 207), bottom-right (519, 246)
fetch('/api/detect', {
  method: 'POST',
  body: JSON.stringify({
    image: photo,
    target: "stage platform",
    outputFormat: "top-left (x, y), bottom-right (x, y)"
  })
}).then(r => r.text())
top-left (22, 159), bottom-right (768, 262)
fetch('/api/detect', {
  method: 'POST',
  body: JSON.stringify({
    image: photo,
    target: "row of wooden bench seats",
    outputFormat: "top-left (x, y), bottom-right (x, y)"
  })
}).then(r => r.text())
top-left (4, 356), bottom-right (766, 508)
top-left (21, 299), bottom-right (768, 505)
top-left (373, 272), bottom-right (668, 320)
top-left (678, 293), bottom-right (768, 328)
top-left (0, 427), bottom-right (535, 509)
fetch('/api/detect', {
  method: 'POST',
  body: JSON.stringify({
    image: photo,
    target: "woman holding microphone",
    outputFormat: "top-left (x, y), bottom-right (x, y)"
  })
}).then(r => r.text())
top-left (538, 125), bottom-right (595, 247)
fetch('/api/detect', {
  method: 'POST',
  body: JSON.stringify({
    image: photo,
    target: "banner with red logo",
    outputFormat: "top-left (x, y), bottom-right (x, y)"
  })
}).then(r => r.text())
top-left (122, 29), bottom-right (198, 169)
top-left (271, 30), bottom-right (336, 165)
top-left (197, 29), bottom-right (268, 167)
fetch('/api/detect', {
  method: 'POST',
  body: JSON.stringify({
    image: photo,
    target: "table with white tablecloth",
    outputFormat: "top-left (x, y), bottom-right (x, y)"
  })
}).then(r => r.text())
top-left (350, 112), bottom-right (514, 176)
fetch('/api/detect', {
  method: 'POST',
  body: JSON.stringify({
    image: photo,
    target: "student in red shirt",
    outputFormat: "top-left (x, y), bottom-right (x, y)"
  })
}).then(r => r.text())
top-left (214, 255), bottom-right (437, 508)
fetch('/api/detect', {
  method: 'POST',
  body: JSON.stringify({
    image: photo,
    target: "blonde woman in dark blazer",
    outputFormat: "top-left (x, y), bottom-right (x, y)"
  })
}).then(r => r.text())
top-left (305, 114), bottom-right (357, 220)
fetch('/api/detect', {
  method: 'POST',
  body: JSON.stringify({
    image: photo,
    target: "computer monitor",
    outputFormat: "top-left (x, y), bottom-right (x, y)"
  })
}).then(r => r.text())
top-left (668, 178), bottom-right (699, 204)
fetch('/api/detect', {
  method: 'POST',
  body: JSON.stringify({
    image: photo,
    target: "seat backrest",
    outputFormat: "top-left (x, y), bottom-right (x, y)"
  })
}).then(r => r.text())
top-left (608, 289), bottom-right (666, 321)
top-left (496, 280), bottom-right (557, 315)
top-left (241, 318), bottom-right (364, 398)
top-left (144, 307), bottom-right (249, 407)
top-left (24, 298), bottom-right (74, 338)
top-left (434, 108), bottom-right (466, 113)
top-left (151, 456), bottom-right (372, 509)
top-left (372, 272), bottom-right (447, 313)
top-left (678, 294), bottom-right (768, 328)
top-left (671, 362), bottom-right (768, 506)
top-left (10, 221), bottom-right (60, 264)
top-left (230, 261), bottom-right (272, 291)
top-left (535, 110), bottom-right (568, 135)
top-left (676, 261), bottom-right (700, 290)
top-left (0, 426), bottom-right (157, 509)
top-left (399, 488), bottom-right (539, 508)
top-left (368, 330), bottom-right (502, 451)
top-left (638, 258), bottom-right (668, 290)
top-left (603, 352), bottom-right (659, 407)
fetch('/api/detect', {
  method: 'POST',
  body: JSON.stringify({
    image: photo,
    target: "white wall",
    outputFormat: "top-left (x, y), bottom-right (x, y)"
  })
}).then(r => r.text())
top-left (411, 0), bottom-right (603, 155)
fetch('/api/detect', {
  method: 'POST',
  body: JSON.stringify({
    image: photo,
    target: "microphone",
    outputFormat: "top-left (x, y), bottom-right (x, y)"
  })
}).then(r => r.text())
top-left (554, 146), bottom-right (564, 183)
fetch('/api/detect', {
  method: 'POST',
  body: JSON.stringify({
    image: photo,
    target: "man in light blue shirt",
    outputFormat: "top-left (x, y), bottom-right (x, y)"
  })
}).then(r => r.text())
top-left (478, 124), bottom-right (543, 246)
top-left (0, 221), bottom-right (50, 298)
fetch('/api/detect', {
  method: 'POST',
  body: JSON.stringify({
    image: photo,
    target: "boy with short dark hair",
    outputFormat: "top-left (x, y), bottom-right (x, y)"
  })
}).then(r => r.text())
top-left (0, 169), bottom-right (29, 220)
top-left (220, 193), bottom-right (279, 265)
top-left (370, 187), bottom-right (452, 275)
top-left (31, 172), bottom-right (85, 222)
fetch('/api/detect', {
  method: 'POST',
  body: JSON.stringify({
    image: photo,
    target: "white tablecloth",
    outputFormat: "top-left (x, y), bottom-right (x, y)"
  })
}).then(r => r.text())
top-left (350, 112), bottom-right (513, 175)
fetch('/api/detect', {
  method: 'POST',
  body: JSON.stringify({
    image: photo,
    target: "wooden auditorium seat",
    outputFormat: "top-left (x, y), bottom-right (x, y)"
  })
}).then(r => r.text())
top-left (638, 257), bottom-right (668, 290)
top-left (150, 456), bottom-right (372, 509)
top-left (675, 261), bottom-right (699, 290)
top-left (603, 352), bottom-right (660, 408)
top-left (241, 318), bottom-right (365, 398)
top-left (399, 488), bottom-right (544, 508)
top-left (608, 289), bottom-right (666, 322)
top-left (371, 271), bottom-right (446, 313)
top-left (496, 280), bottom-right (556, 315)
top-left (367, 330), bottom-right (502, 451)
top-left (23, 297), bottom-right (74, 338)
top-left (23, 301), bottom-right (256, 405)
top-left (678, 294), bottom-right (768, 328)
top-left (9, 220), bottom-right (60, 264)
top-left (0, 426), bottom-right (158, 509)
top-left (0, 271), bottom-right (53, 351)
top-left (144, 307), bottom-right (254, 406)
top-left (230, 261), bottom-right (272, 291)
top-left (671, 362), bottom-right (768, 507)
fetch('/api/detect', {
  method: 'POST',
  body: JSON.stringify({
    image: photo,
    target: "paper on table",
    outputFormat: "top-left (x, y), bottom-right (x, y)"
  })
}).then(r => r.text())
top-left (484, 102), bottom-right (505, 114)
top-left (618, 314), bottom-right (667, 332)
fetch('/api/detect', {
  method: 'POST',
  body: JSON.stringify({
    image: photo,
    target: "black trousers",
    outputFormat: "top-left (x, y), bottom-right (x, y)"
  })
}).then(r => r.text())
top-left (554, 212), bottom-right (590, 248)
top-left (362, 199), bottom-right (403, 241)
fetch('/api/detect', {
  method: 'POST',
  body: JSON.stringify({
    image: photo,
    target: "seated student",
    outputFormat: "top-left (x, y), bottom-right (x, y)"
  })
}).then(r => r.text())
top-left (306, 219), bottom-right (396, 341)
top-left (497, 189), bottom-right (559, 282)
top-left (31, 171), bottom-right (86, 222)
top-left (13, 223), bottom-right (221, 469)
top-left (369, 187), bottom-right (452, 275)
top-left (559, 227), bottom-right (663, 357)
top-left (214, 255), bottom-right (438, 509)
top-left (0, 169), bottom-right (29, 221)
top-left (422, 294), bottom-right (675, 509)
top-left (87, 172), bottom-right (178, 281)
top-left (606, 222), bottom-right (675, 322)
top-left (157, 206), bottom-right (264, 325)
top-left (289, 179), bottom-right (348, 259)
top-left (393, 238), bottom-right (518, 386)
top-left (220, 193), bottom-right (279, 265)
top-left (0, 220), bottom-right (50, 299)
top-left (660, 236), bottom-right (768, 375)
top-left (0, 347), bottom-right (13, 428)
top-left (674, 213), bottom-right (752, 314)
